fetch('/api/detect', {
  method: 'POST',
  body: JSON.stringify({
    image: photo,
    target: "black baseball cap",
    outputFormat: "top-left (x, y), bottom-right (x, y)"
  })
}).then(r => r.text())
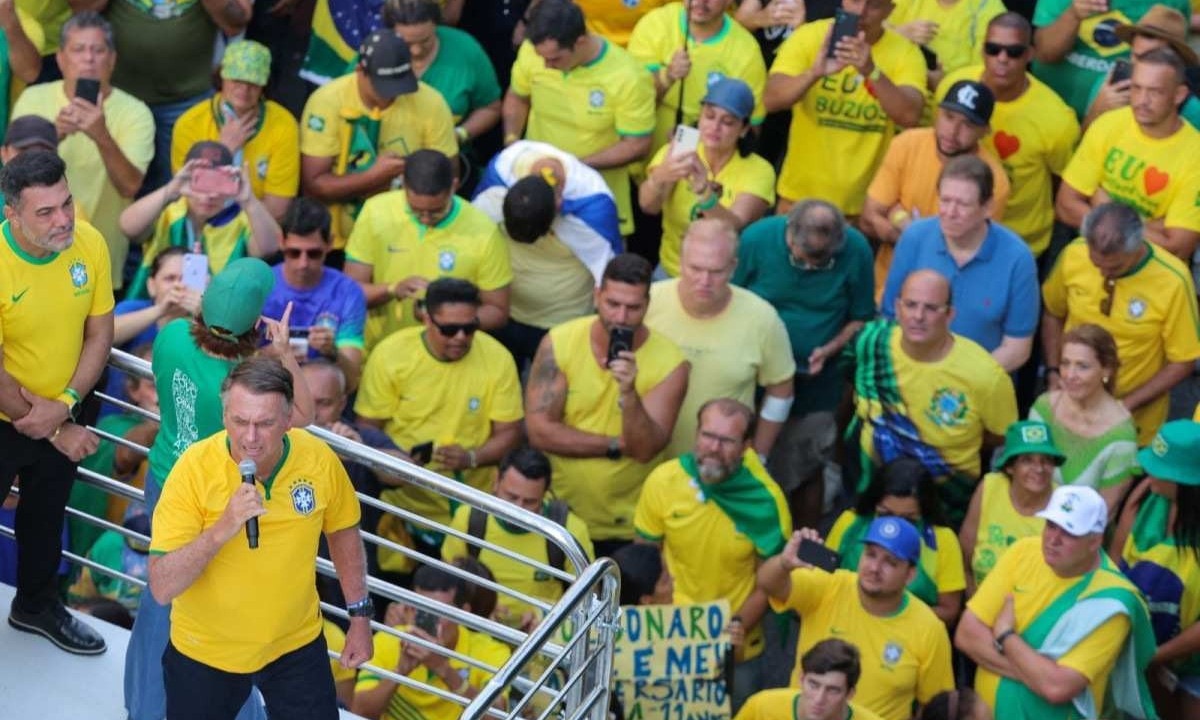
top-left (359, 30), bottom-right (419, 100)
top-left (4, 116), bottom-right (58, 151)
top-left (939, 80), bottom-right (995, 126)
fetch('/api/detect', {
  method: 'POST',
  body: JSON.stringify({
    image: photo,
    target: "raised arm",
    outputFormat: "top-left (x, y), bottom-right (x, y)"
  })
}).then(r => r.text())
top-left (617, 359), bottom-right (689, 463)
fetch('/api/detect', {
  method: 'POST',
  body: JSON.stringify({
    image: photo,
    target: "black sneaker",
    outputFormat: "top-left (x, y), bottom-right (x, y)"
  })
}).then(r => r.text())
top-left (8, 601), bottom-right (107, 655)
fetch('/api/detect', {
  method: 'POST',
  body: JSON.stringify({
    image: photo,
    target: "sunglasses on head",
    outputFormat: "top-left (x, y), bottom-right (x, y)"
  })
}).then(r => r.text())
top-left (431, 318), bottom-right (480, 337)
top-left (1100, 277), bottom-right (1117, 316)
top-left (283, 248), bottom-right (326, 260)
top-left (984, 42), bottom-right (1028, 58)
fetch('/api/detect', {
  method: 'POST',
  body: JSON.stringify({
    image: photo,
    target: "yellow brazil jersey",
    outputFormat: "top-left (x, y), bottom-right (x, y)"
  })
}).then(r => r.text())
top-left (771, 20), bottom-right (926, 213)
top-left (889, 0), bottom-right (1006, 75)
top-left (858, 326), bottom-right (1017, 478)
top-left (576, 0), bottom-right (670, 46)
top-left (1061, 107), bottom-right (1200, 232)
top-left (633, 452), bottom-right (791, 660)
top-left (770, 569), bottom-right (954, 720)
top-left (0, 219), bottom-right (113, 421)
top-left (441, 503), bottom-right (593, 622)
top-left (506, 231), bottom-right (595, 329)
top-left (970, 471), bottom-right (1047, 585)
top-left (646, 281), bottom-right (796, 459)
top-left (356, 623), bottom-right (512, 720)
top-left (354, 326), bottom-right (523, 525)
top-left (646, 143), bottom-right (776, 277)
top-left (968, 537), bottom-right (1134, 714)
top-left (627, 2), bottom-right (768, 152)
top-left (299, 74), bottom-right (458, 247)
top-left (15, 0), bottom-right (60, 53)
top-left (734, 688), bottom-right (884, 720)
top-left (826, 510), bottom-right (966, 602)
top-left (1043, 239), bottom-right (1200, 444)
top-left (510, 38), bottom-right (655, 235)
top-left (936, 66), bottom-right (1080, 256)
top-left (546, 316), bottom-right (685, 540)
top-left (171, 96), bottom-right (300, 202)
top-left (345, 193), bottom-right (512, 350)
top-left (150, 430), bottom-right (361, 673)
top-left (131, 197), bottom-right (252, 298)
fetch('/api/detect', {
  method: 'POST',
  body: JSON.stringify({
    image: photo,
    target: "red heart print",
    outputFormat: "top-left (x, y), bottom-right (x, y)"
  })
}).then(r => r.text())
top-left (1144, 166), bottom-right (1169, 195)
top-left (993, 131), bottom-right (1020, 160)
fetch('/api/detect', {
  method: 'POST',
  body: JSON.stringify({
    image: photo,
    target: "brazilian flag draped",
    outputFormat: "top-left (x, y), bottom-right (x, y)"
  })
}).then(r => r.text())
top-left (301, 0), bottom-right (385, 85)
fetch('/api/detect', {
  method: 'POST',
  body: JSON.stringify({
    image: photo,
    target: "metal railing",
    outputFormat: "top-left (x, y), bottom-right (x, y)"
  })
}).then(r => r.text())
top-left (0, 348), bottom-right (621, 720)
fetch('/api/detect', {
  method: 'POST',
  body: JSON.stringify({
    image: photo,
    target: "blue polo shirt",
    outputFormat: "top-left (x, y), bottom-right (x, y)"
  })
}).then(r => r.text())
top-left (880, 217), bottom-right (1039, 352)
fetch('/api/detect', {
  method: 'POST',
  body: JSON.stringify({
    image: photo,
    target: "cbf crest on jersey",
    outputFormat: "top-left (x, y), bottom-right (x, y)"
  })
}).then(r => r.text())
top-left (290, 479), bottom-right (316, 516)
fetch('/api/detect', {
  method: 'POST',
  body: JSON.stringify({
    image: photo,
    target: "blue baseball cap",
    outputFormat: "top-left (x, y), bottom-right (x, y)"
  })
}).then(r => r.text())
top-left (700, 77), bottom-right (754, 122)
top-left (860, 516), bottom-right (921, 565)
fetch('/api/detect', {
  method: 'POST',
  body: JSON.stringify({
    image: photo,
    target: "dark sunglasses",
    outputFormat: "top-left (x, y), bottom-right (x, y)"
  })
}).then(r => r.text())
top-left (431, 318), bottom-right (480, 337)
top-left (1100, 277), bottom-right (1117, 317)
top-left (283, 248), bottom-right (326, 260)
top-left (984, 42), bottom-right (1028, 58)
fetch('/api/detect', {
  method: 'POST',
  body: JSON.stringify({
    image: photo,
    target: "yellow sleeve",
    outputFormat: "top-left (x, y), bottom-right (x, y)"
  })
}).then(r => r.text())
top-left (80, 224), bottom-right (115, 316)
top-left (1057, 613), bottom-right (1130, 682)
top-left (888, 34), bottom-right (929, 93)
top-left (149, 459), bottom-right (205, 554)
top-left (354, 343), bottom-right (400, 421)
top-left (476, 224), bottom-right (513, 290)
top-left (769, 567), bottom-right (835, 614)
top-left (966, 537), bottom-right (1027, 623)
top-left (732, 691), bottom-right (764, 720)
top-left (355, 630), bottom-right (401, 691)
top-left (626, 10), bottom-right (666, 70)
top-left (421, 91), bottom-right (459, 158)
top-left (746, 51), bottom-right (768, 126)
top-left (866, 133), bottom-right (907, 205)
top-left (633, 467), bottom-right (668, 541)
top-left (510, 42), bottom-right (536, 98)
top-left (824, 510), bottom-right (856, 554)
top-left (736, 155), bottom-right (776, 205)
top-left (1059, 119), bottom-right (1106, 196)
top-left (758, 308), bottom-right (797, 386)
top-left (344, 198), bottom-right (382, 267)
top-left (1193, 402), bottom-right (1199, 421)
top-left (1164, 167), bottom-right (1200, 233)
top-left (170, 101), bottom-right (206, 174)
top-left (264, 107), bottom-right (301, 197)
top-left (914, 618), bottom-right (955, 703)
top-left (321, 448), bottom-right (362, 533)
top-left (487, 343), bottom-right (525, 423)
top-left (933, 526), bottom-right (967, 593)
top-left (440, 505), bottom-right (472, 561)
top-left (467, 636), bottom-right (512, 688)
top-left (770, 22), bottom-right (821, 77)
top-left (14, 7), bottom-right (43, 55)
top-left (980, 365), bottom-right (1018, 436)
top-left (1045, 99), bottom-right (1082, 175)
top-left (1160, 276), bottom-right (1200, 363)
top-left (614, 63), bottom-right (656, 137)
top-left (299, 85), bottom-right (342, 158)
top-left (1041, 242), bottom-right (1075, 318)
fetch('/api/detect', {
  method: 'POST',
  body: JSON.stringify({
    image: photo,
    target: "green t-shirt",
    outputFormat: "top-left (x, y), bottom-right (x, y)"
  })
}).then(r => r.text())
top-left (105, 0), bottom-right (217, 104)
top-left (1031, 0), bottom-right (1192, 118)
top-left (147, 318), bottom-right (240, 482)
top-left (422, 26), bottom-right (502, 123)
top-left (732, 216), bottom-right (876, 414)
top-left (70, 412), bottom-right (143, 556)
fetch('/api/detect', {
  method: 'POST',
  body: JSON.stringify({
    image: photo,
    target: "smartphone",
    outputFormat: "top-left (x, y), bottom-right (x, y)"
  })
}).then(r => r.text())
top-left (413, 608), bottom-right (440, 636)
top-left (75, 78), bottom-right (100, 105)
top-left (287, 327), bottom-right (309, 358)
top-left (606, 326), bottom-right (634, 365)
top-left (797, 539), bottom-right (841, 573)
top-left (670, 124), bottom-right (700, 157)
top-left (919, 45), bottom-right (939, 71)
top-left (181, 252), bottom-right (208, 292)
top-left (827, 9), bottom-right (860, 58)
top-left (1109, 58), bottom-right (1132, 84)
top-left (409, 440), bottom-right (434, 466)
top-left (190, 166), bottom-right (240, 196)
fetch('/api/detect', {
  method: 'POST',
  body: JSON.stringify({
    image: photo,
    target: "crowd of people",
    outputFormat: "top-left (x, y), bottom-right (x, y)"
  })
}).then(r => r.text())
top-left (1, 0), bottom-right (1200, 718)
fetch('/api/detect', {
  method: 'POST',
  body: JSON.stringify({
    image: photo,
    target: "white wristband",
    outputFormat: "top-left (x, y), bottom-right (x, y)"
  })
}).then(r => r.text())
top-left (759, 395), bottom-right (794, 423)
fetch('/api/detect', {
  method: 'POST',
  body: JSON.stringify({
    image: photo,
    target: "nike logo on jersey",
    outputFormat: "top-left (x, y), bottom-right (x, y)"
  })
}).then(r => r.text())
top-left (10, 287), bottom-right (29, 303)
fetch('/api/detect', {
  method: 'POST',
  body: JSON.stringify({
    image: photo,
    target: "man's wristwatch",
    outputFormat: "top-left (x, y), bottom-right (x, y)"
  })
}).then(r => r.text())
top-left (347, 596), bottom-right (375, 619)
top-left (994, 629), bottom-right (1017, 655)
top-left (605, 436), bottom-right (622, 460)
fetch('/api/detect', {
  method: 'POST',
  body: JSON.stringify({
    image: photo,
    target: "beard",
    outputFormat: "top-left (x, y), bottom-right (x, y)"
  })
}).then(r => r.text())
top-left (697, 456), bottom-right (735, 484)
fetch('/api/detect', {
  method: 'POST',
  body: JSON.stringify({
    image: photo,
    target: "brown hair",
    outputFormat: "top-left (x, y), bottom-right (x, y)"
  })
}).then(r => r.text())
top-left (188, 315), bottom-right (261, 360)
top-left (1062, 323), bottom-right (1120, 393)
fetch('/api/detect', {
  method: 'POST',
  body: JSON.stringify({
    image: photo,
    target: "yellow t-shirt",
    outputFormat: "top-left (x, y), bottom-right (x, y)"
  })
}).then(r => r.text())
top-left (0, 219), bottom-right (113, 421)
top-left (1043, 239), bottom-right (1200, 444)
top-left (576, 0), bottom-right (670, 46)
top-left (345, 194), bottom-right (512, 349)
top-left (506, 231), bottom-right (595, 329)
top-left (1061, 107), bottom-right (1200, 232)
top-left (545, 316), bottom-right (686, 540)
top-left (826, 510), bottom-right (966, 599)
top-left (510, 38), bottom-right (656, 235)
top-left (970, 472), bottom-right (1048, 585)
top-left (771, 20), bottom-right (927, 213)
top-left (12, 81), bottom-right (155, 288)
top-left (627, 3), bottom-right (767, 151)
top-left (936, 66), bottom-right (1080, 256)
top-left (633, 452), bottom-right (791, 660)
top-left (299, 74), bottom-right (458, 247)
top-left (857, 326), bottom-right (1017, 479)
top-left (770, 569), bottom-right (954, 720)
top-left (356, 624), bottom-right (512, 720)
top-left (866, 127), bottom-right (1011, 300)
top-left (646, 281), bottom-right (796, 459)
top-left (646, 143), bottom-right (776, 277)
top-left (888, 0), bottom-right (1006, 74)
top-left (441, 503), bottom-right (593, 621)
top-left (967, 537), bottom-right (1134, 713)
top-left (150, 430), bottom-right (362, 673)
top-left (171, 96), bottom-right (300, 201)
top-left (15, 0), bottom-right (64, 53)
top-left (354, 327), bottom-right (524, 526)
top-left (734, 688), bottom-right (884, 720)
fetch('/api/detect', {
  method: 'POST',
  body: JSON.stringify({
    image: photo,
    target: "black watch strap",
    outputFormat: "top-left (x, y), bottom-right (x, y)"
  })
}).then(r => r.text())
top-left (347, 597), bottom-right (375, 618)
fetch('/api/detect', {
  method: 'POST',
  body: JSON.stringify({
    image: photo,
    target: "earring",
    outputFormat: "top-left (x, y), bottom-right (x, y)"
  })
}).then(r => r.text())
top-left (1103, 377), bottom-right (1110, 383)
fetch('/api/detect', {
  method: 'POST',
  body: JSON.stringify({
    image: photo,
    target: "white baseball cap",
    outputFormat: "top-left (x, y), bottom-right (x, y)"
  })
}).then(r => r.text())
top-left (1036, 486), bottom-right (1107, 537)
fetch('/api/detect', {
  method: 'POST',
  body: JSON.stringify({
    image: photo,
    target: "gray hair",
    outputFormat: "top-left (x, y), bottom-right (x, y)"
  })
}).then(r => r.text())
top-left (60, 11), bottom-right (115, 52)
top-left (300, 357), bottom-right (347, 395)
top-left (220, 356), bottom-right (294, 408)
top-left (1082, 202), bottom-right (1143, 255)
top-left (787, 199), bottom-right (847, 255)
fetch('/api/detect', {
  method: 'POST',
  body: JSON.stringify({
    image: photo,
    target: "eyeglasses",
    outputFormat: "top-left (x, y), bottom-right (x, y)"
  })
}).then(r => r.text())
top-left (984, 42), bottom-right (1028, 58)
top-left (1100, 277), bottom-right (1117, 316)
top-left (283, 248), bottom-right (326, 260)
top-left (431, 318), bottom-right (480, 337)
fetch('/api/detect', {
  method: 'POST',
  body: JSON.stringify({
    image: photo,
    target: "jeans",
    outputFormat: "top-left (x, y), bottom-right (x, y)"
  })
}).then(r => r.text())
top-left (124, 472), bottom-right (266, 720)
top-left (143, 91), bottom-right (214, 195)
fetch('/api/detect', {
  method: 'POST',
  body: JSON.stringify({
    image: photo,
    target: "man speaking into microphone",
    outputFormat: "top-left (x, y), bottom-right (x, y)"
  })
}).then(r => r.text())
top-left (148, 356), bottom-right (373, 719)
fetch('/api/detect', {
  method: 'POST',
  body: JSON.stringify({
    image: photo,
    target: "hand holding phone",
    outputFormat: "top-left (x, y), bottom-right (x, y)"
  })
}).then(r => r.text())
top-left (796, 538), bottom-right (842, 573)
top-left (827, 9), bottom-right (860, 59)
top-left (1109, 59), bottom-right (1132, 85)
top-left (413, 608), bottom-right (440, 637)
top-left (670, 125), bottom-right (700, 158)
top-left (606, 326), bottom-right (635, 366)
top-left (190, 166), bottom-right (240, 197)
top-left (409, 441), bottom-right (434, 466)
top-left (75, 78), bottom-right (101, 105)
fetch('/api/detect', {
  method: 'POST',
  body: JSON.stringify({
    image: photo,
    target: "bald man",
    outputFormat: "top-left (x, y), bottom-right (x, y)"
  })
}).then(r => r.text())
top-left (849, 270), bottom-right (1016, 525)
top-left (644, 219), bottom-right (796, 461)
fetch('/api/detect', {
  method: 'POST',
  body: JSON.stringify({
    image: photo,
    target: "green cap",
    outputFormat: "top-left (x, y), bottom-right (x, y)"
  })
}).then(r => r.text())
top-left (1138, 420), bottom-right (1200, 486)
top-left (220, 40), bottom-right (271, 86)
top-left (201, 258), bottom-right (274, 337)
top-left (995, 420), bottom-right (1066, 468)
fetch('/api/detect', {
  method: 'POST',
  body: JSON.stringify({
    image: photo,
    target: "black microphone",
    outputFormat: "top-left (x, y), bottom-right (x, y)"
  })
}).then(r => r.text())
top-left (238, 459), bottom-right (259, 549)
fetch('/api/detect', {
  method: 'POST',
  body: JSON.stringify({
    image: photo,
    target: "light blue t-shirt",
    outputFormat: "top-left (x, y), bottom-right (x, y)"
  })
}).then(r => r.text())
top-left (881, 217), bottom-right (1040, 352)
